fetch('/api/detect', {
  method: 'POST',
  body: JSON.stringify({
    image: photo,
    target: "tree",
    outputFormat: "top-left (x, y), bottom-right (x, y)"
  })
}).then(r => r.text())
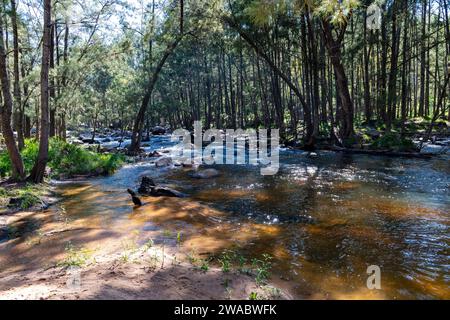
top-left (0, 4), bottom-right (25, 181)
top-left (319, 5), bottom-right (355, 140)
top-left (11, 0), bottom-right (24, 150)
top-left (129, 0), bottom-right (185, 153)
top-left (28, 0), bottom-right (51, 183)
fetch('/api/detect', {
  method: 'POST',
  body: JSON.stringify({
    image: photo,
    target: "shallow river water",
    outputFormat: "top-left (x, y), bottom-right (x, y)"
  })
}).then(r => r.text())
top-left (3, 135), bottom-right (449, 299)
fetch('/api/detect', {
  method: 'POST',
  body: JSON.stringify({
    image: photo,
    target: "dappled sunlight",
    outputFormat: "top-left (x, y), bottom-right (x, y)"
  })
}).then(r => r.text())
top-left (1, 148), bottom-right (449, 300)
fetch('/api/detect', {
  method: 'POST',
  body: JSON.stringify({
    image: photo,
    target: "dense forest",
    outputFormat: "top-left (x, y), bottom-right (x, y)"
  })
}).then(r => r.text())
top-left (0, 0), bottom-right (449, 180)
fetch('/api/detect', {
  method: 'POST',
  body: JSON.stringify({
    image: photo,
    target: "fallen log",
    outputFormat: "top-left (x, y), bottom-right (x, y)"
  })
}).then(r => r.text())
top-left (136, 176), bottom-right (185, 198)
top-left (328, 146), bottom-right (435, 159)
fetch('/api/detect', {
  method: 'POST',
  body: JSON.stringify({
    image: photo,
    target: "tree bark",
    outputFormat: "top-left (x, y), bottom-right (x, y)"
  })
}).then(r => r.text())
top-left (0, 6), bottom-right (25, 180)
top-left (11, 0), bottom-right (24, 150)
top-left (28, 0), bottom-right (51, 183)
top-left (321, 19), bottom-right (354, 140)
top-left (223, 15), bottom-right (314, 148)
top-left (386, 1), bottom-right (401, 132)
top-left (129, 0), bottom-right (184, 153)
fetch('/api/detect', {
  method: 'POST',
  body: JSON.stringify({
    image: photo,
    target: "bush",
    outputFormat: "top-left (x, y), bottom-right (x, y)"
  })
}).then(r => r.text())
top-left (0, 138), bottom-right (124, 178)
top-left (0, 183), bottom-right (45, 209)
top-left (370, 133), bottom-right (417, 152)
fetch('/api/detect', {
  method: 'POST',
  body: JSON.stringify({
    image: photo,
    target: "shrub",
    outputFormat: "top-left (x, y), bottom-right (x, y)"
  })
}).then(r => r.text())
top-left (1, 183), bottom-right (45, 209)
top-left (370, 133), bottom-right (417, 152)
top-left (0, 138), bottom-right (124, 179)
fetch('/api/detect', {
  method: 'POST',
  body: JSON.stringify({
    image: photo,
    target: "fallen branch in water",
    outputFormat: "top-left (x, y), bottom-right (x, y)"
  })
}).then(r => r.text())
top-left (328, 146), bottom-right (435, 159)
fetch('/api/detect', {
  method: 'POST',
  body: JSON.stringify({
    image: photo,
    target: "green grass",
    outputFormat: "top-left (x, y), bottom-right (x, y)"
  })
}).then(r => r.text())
top-left (0, 183), bottom-right (46, 209)
top-left (251, 253), bottom-right (273, 285)
top-left (249, 292), bottom-right (259, 300)
top-left (0, 138), bottom-right (124, 179)
top-left (57, 241), bottom-right (92, 268)
top-left (218, 250), bottom-right (232, 273)
top-left (200, 258), bottom-right (211, 272)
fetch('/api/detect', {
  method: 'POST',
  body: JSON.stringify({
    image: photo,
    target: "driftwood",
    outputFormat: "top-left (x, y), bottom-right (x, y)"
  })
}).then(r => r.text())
top-left (328, 146), bottom-right (434, 159)
top-left (127, 177), bottom-right (185, 207)
top-left (127, 189), bottom-right (143, 206)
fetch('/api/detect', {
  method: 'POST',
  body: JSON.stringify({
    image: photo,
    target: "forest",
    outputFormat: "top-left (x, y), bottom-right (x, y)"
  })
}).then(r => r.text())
top-left (0, 0), bottom-right (449, 301)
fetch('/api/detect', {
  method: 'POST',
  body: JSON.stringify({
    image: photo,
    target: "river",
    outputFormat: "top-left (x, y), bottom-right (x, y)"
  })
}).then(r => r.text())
top-left (2, 135), bottom-right (449, 299)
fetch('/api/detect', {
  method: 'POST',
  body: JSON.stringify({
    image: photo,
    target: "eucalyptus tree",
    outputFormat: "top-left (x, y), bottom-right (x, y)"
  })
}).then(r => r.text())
top-left (28, 0), bottom-right (51, 183)
top-left (0, 3), bottom-right (25, 180)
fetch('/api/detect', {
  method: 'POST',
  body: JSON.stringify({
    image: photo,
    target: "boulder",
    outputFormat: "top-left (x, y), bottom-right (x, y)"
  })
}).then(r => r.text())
top-left (7, 197), bottom-right (21, 207)
top-left (138, 176), bottom-right (156, 194)
top-left (155, 157), bottom-right (172, 167)
top-left (152, 126), bottom-right (166, 135)
top-left (366, 128), bottom-right (381, 139)
top-left (191, 168), bottom-right (220, 179)
top-left (147, 150), bottom-right (162, 158)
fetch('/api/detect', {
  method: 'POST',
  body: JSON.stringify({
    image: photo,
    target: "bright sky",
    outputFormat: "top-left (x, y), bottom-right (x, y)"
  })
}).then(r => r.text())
top-left (17, 0), bottom-right (167, 42)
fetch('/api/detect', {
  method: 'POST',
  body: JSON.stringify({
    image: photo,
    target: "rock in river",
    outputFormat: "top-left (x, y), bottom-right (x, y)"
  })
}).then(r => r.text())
top-left (191, 168), bottom-right (220, 179)
top-left (155, 156), bottom-right (173, 167)
top-left (137, 176), bottom-right (156, 194)
top-left (152, 126), bottom-right (166, 135)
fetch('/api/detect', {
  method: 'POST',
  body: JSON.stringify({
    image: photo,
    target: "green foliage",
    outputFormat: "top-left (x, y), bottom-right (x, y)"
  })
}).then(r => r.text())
top-left (251, 253), bottom-right (273, 284)
top-left (58, 241), bottom-right (92, 268)
top-left (0, 138), bottom-right (124, 179)
top-left (200, 258), bottom-right (211, 272)
top-left (219, 250), bottom-right (233, 273)
top-left (18, 193), bottom-right (41, 210)
top-left (249, 292), bottom-right (259, 300)
top-left (0, 153), bottom-right (10, 178)
top-left (0, 183), bottom-right (46, 210)
top-left (370, 133), bottom-right (417, 152)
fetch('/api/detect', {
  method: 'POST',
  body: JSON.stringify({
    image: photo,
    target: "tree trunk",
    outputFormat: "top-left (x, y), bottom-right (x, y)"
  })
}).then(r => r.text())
top-left (223, 15), bottom-right (314, 148)
top-left (0, 7), bottom-right (25, 180)
top-left (11, 0), bottom-right (24, 150)
top-left (386, 1), bottom-right (401, 132)
top-left (28, 0), bottom-right (51, 183)
top-left (49, 20), bottom-right (56, 137)
top-left (400, 2), bottom-right (409, 135)
top-left (129, 36), bottom-right (183, 153)
top-left (129, 0), bottom-right (184, 153)
top-left (419, 0), bottom-right (427, 117)
top-left (363, 10), bottom-right (372, 123)
top-left (322, 19), bottom-right (354, 140)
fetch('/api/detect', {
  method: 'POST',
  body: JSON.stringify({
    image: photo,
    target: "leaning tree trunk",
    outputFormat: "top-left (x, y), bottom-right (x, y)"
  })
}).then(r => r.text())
top-left (28, 0), bottom-right (51, 183)
top-left (129, 36), bottom-right (182, 153)
top-left (129, 0), bottom-right (184, 153)
top-left (322, 19), bottom-right (354, 140)
top-left (0, 6), bottom-right (25, 181)
top-left (223, 15), bottom-right (315, 149)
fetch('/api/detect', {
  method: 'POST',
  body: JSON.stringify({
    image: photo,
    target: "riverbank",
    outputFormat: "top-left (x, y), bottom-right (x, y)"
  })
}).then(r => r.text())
top-left (0, 193), bottom-right (291, 300)
top-left (1, 132), bottom-right (449, 300)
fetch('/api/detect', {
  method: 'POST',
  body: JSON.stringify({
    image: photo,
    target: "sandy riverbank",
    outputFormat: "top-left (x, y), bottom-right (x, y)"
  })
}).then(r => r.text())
top-left (0, 196), bottom-right (291, 300)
